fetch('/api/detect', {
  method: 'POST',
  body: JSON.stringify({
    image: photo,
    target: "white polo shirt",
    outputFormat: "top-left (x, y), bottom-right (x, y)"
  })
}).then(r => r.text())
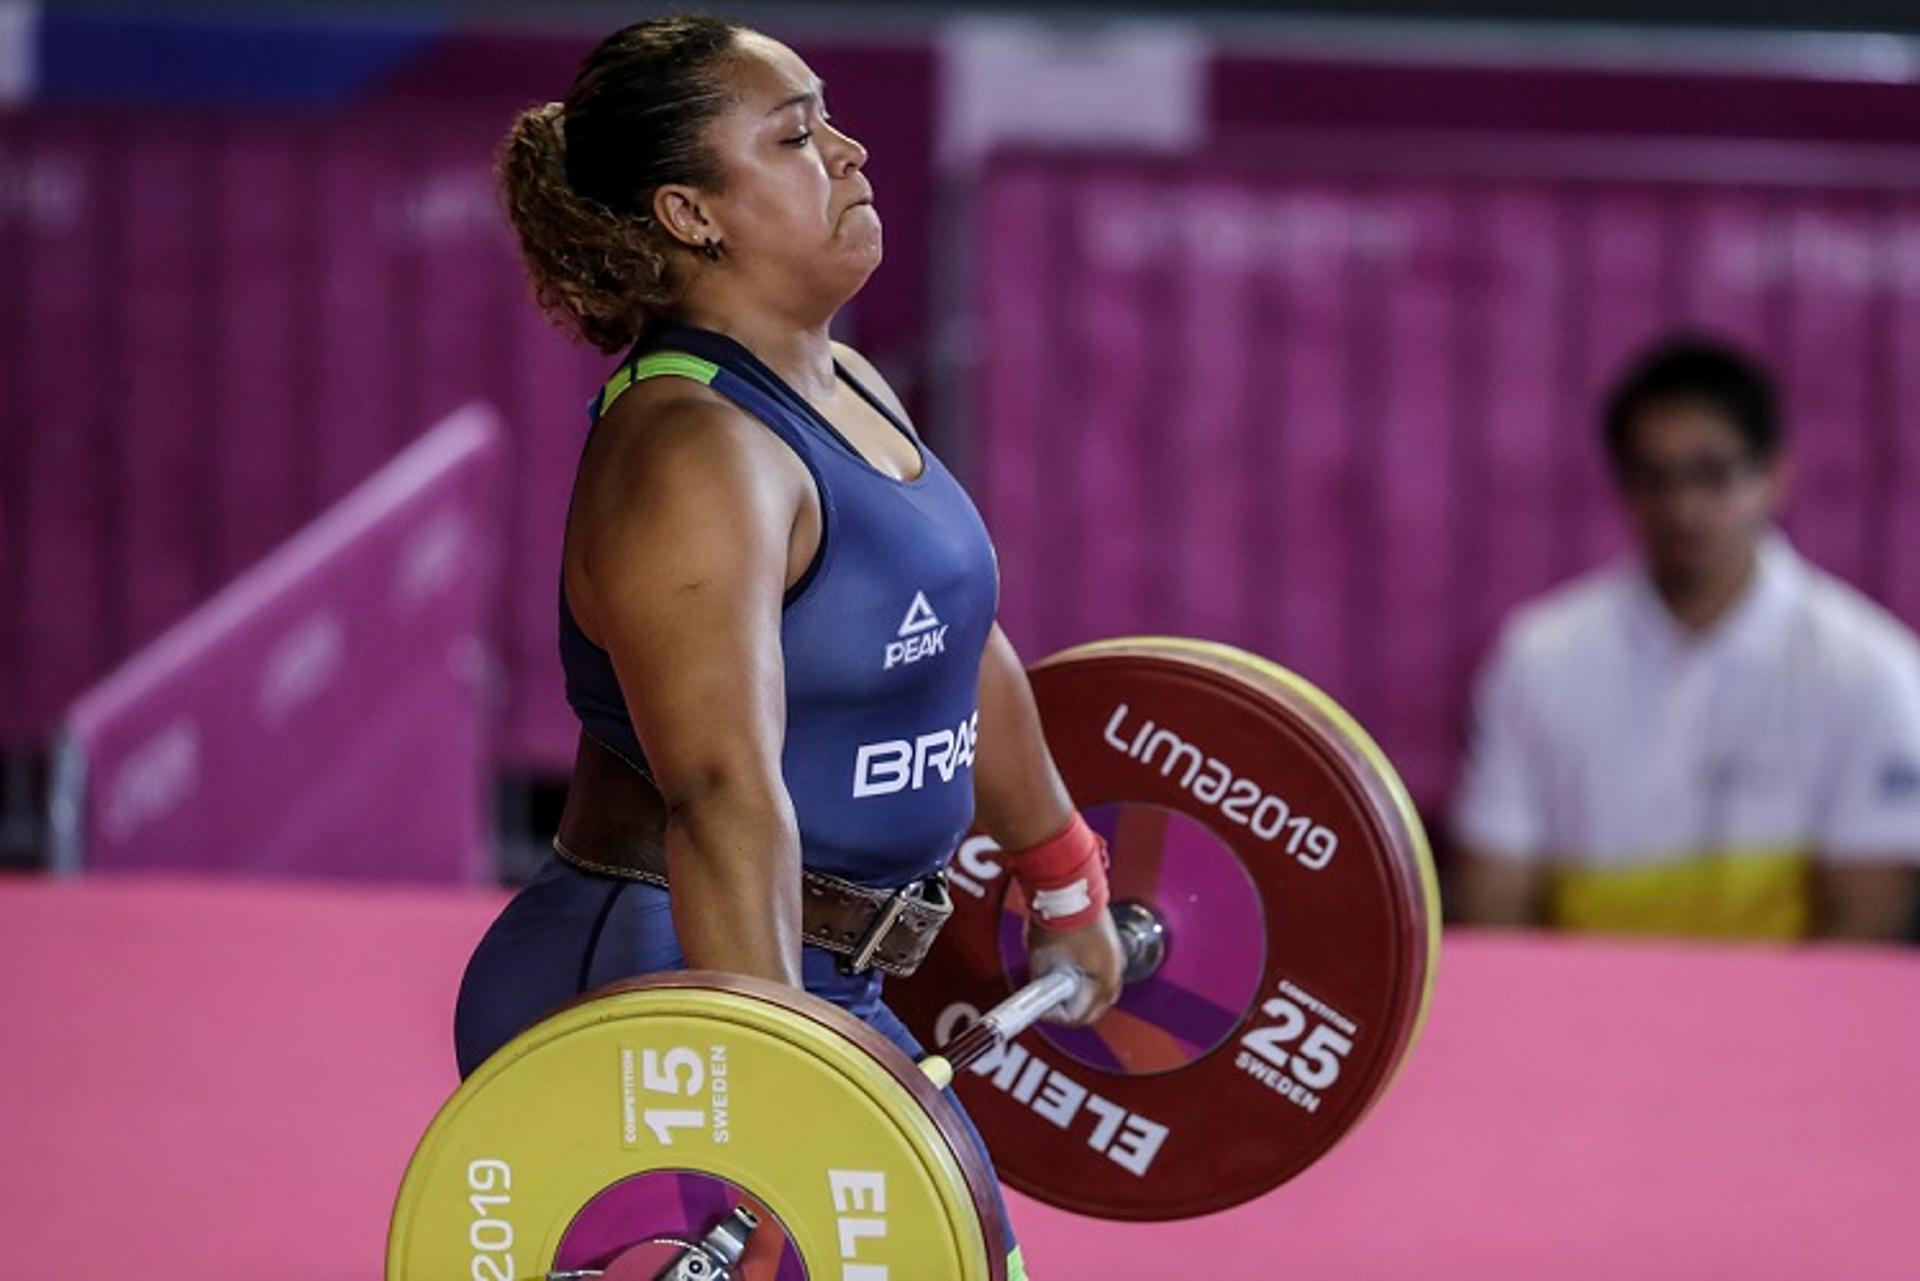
top-left (1453, 534), bottom-right (1920, 937)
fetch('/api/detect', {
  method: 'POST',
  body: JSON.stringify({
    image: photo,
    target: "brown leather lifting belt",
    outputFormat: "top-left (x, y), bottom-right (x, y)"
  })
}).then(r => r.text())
top-left (553, 734), bottom-right (953, 978)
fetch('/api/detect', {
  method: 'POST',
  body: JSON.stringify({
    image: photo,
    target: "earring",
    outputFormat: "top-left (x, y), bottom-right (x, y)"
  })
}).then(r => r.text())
top-left (701, 239), bottom-right (722, 262)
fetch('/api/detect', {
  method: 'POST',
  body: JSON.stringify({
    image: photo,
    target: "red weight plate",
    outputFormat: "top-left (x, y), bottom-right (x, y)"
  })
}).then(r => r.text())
top-left (1141, 639), bottom-right (1440, 1113)
top-left (891, 641), bottom-right (1437, 1220)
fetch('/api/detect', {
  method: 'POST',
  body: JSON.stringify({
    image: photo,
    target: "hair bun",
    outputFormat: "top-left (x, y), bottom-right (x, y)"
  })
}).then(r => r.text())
top-left (496, 19), bottom-right (741, 352)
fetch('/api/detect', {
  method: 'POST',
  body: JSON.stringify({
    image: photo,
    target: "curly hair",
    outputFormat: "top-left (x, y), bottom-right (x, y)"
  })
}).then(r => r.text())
top-left (498, 16), bottom-right (743, 353)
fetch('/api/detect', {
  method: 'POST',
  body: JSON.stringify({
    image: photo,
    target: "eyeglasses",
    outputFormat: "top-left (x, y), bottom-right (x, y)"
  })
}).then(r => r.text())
top-left (1617, 453), bottom-right (1763, 499)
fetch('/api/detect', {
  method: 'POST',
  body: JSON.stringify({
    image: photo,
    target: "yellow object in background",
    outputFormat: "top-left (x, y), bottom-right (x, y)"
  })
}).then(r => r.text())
top-left (1549, 847), bottom-right (1812, 939)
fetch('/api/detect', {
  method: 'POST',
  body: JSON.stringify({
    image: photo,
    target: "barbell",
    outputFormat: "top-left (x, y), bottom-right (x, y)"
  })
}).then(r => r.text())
top-left (388, 638), bottom-right (1439, 1279)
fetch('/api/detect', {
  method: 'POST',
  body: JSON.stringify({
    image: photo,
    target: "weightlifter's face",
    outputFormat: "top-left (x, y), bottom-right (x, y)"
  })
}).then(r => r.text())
top-left (1615, 398), bottom-right (1783, 595)
top-left (694, 33), bottom-right (882, 304)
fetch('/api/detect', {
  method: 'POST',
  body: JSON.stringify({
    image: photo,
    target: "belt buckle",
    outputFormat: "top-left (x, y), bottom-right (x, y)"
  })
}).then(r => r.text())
top-left (846, 882), bottom-right (915, 975)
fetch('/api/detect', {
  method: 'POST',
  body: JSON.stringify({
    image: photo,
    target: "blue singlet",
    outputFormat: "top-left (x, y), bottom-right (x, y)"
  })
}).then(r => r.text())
top-left (452, 324), bottom-right (1021, 1270)
top-left (558, 324), bottom-right (1001, 887)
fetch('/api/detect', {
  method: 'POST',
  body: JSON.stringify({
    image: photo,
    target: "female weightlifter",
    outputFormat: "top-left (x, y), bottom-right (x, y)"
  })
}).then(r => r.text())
top-left (451, 16), bottom-right (1126, 1271)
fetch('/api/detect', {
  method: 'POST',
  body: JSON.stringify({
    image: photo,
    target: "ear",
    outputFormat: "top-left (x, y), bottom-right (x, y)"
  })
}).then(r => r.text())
top-left (652, 184), bottom-right (722, 252)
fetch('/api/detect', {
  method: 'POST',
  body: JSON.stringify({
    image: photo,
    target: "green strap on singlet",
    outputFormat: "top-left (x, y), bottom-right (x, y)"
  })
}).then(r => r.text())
top-left (1007, 1245), bottom-right (1029, 1279)
top-left (595, 350), bottom-right (720, 417)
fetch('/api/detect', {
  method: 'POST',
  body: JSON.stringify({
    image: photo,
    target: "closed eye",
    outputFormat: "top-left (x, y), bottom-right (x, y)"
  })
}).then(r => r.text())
top-left (782, 129), bottom-right (814, 147)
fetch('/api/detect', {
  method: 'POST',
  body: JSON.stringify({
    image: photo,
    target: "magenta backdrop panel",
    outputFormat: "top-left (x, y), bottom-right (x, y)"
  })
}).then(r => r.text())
top-left (0, 130), bottom-right (18, 741)
top-left (973, 149), bottom-right (1920, 810)
top-left (1888, 199), bottom-right (1920, 629)
top-left (1268, 183), bottom-right (1364, 706)
top-left (120, 128), bottom-right (213, 650)
top-left (1472, 186), bottom-right (1567, 648)
top-left (1166, 186), bottom-right (1259, 649)
top-left (311, 129), bottom-right (408, 504)
top-left (2, 34), bottom-right (936, 769)
top-left (1209, 52), bottom-right (1920, 146)
top-left (1674, 193), bottom-right (1775, 351)
top-left (977, 171), bottom-right (1062, 644)
top-left (499, 299), bottom-right (608, 771)
top-left (0, 112), bottom-right (567, 765)
top-left (1064, 178), bottom-right (1159, 644)
top-left (1574, 192), bottom-right (1667, 574)
top-left (1372, 185), bottom-right (1467, 794)
top-left (216, 134), bottom-right (310, 581)
top-left (10, 122), bottom-right (115, 744)
top-left (1776, 198), bottom-right (1882, 590)
top-left (53, 406), bottom-right (503, 883)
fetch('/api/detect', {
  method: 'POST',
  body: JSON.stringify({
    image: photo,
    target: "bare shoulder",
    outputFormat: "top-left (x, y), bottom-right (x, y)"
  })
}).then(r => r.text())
top-left (577, 377), bottom-right (798, 518)
top-left (565, 375), bottom-right (806, 638)
top-left (831, 340), bottom-right (914, 427)
top-left (567, 377), bottom-right (807, 595)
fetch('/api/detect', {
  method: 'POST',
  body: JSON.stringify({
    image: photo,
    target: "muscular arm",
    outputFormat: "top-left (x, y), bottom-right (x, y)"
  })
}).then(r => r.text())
top-left (569, 393), bottom-right (808, 985)
top-left (1452, 847), bottom-right (1547, 928)
top-left (972, 624), bottom-right (1126, 1023)
top-left (972, 624), bottom-right (1076, 849)
top-left (1814, 862), bottom-right (1916, 942)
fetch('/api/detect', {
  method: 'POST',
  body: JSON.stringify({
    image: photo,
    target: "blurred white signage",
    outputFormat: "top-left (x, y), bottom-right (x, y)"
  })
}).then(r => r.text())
top-left (940, 18), bottom-right (1206, 169)
top-left (0, 1), bottom-right (35, 104)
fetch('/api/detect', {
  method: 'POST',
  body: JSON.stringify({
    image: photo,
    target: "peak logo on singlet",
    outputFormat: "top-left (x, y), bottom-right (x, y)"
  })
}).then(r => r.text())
top-left (884, 592), bottom-right (948, 670)
top-left (852, 711), bottom-right (979, 798)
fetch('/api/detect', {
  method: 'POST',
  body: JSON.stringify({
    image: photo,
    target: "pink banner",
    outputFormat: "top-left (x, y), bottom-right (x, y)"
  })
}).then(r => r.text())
top-left (52, 406), bottom-right (503, 883)
top-left (974, 149), bottom-right (1920, 809)
top-left (1889, 197), bottom-right (1920, 629)
top-left (8, 123), bottom-right (115, 746)
top-left (1, 43), bottom-right (936, 769)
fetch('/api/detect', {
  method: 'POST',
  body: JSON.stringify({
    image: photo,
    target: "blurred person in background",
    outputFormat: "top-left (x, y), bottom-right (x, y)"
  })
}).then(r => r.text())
top-left (1452, 337), bottom-right (1920, 940)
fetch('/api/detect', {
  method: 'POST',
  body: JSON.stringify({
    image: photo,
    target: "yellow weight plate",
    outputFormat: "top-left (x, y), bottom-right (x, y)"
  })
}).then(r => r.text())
top-left (388, 973), bottom-right (997, 1280)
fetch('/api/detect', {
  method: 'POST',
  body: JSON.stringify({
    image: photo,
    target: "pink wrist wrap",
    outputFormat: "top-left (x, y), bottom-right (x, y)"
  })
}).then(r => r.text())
top-left (1007, 812), bottom-right (1111, 931)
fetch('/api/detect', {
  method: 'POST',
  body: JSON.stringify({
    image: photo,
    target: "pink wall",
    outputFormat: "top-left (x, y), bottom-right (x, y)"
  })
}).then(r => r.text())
top-left (0, 107), bottom-right (575, 759)
top-left (972, 145), bottom-right (1920, 810)
top-left (55, 406), bottom-right (502, 882)
top-left (0, 35), bottom-right (936, 771)
top-left (11, 38), bottom-right (1920, 806)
